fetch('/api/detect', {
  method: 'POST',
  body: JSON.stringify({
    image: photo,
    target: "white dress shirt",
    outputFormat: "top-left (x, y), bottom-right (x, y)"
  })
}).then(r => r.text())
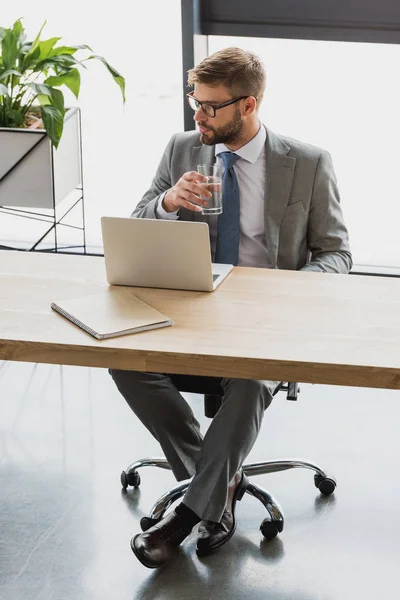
top-left (157, 124), bottom-right (272, 268)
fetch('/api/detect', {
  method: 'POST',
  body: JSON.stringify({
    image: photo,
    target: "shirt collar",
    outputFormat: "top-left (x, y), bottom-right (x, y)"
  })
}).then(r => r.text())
top-left (215, 123), bottom-right (266, 164)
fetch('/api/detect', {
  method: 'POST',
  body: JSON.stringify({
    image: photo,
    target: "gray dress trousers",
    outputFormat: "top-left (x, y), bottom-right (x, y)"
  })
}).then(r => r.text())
top-left (109, 369), bottom-right (278, 523)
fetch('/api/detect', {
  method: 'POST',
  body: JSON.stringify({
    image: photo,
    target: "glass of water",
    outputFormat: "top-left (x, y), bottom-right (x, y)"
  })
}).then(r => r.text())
top-left (197, 164), bottom-right (223, 215)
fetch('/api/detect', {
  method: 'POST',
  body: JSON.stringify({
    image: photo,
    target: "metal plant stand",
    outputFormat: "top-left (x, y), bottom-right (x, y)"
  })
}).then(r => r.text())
top-left (0, 108), bottom-right (86, 254)
top-left (0, 186), bottom-right (86, 254)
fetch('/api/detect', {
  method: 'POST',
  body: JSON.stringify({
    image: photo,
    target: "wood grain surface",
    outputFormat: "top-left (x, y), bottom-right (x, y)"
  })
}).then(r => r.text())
top-left (1, 251), bottom-right (399, 389)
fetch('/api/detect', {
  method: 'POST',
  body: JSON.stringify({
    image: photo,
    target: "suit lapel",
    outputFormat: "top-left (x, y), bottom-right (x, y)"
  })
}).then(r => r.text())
top-left (264, 128), bottom-right (296, 267)
top-left (191, 143), bottom-right (215, 169)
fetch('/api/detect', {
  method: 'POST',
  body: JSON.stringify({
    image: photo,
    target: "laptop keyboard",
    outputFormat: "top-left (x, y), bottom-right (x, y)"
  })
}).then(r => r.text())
top-left (212, 273), bottom-right (219, 282)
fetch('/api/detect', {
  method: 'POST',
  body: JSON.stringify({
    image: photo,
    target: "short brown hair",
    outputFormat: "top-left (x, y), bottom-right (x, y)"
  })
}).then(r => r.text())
top-left (187, 47), bottom-right (266, 108)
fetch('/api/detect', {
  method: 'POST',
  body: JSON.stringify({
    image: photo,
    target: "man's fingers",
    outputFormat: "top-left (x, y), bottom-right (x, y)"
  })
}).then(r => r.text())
top-left (183, 171), bottom-right (208, 183)
top-left (176, 180), bottom-right (211, 198)
top-left (169, 171), bottom-right (212, 211)
top-left (176, 184), bottom-right (210, 205)
top-left (180, 192), bottom-right (209, 207)
top-left (188, 181), bottom-right (212, 198)
top-left (181, 199), bottom-right (203, 212)
top-left (178, 172), bottom-right (212, 198)
top-left (176, 190), bottom-right (209, 211)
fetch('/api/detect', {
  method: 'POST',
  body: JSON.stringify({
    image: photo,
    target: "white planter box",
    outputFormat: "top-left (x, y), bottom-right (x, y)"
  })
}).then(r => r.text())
top-left (0, 107), bottom-right (81, 209)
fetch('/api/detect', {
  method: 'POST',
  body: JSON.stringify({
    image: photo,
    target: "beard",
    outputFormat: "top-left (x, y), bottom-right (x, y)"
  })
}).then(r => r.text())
top-left (199, 108), bottom-right (244, 146)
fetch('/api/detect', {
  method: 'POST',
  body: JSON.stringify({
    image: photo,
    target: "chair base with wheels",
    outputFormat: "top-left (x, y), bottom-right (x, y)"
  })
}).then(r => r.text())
top-left (121, 382), bottom-right (336, 541)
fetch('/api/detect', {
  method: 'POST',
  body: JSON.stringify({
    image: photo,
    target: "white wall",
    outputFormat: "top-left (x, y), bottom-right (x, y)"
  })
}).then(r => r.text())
top-left (1, 1), bottom-right (183, 249)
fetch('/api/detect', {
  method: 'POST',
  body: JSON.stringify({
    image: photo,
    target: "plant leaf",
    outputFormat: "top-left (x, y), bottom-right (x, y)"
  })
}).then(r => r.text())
top-left (27, 82), bottom-right (53, 96)
top-left (50, 44), bottom-right (93, 57)
top-left (40, 104), bottom-right (64, 148)
top-left (12, 19), bottom-right (24, 40)
top-left (28, 82), bottom-right (65, 112)
top-left (49, 87), bottom-right (65, 112)
top-left (22, 20), bottom-right (46, 70)
top-left (86, 54), bottom-right (126, 102)
top-left (35, 54), bottom-right (86, 73)
top-left (45, 68), bottom-right (81, 98)
top-left (21, 45), bottom-right (41, 71)
top-left (0, 69), bottom-right (22, 81)
top-left (37, 37), bottom-right (61, 59)
top-left (1, 20), bottom-right (24, 70)
top-left (26, 20), bottom-right (46, 58)
top-left (37, 94), bottom-right (51, 106)
top-left (0, 105), bottom-right (24, 127)
top-left (20, 41), bottom-right (31, 53)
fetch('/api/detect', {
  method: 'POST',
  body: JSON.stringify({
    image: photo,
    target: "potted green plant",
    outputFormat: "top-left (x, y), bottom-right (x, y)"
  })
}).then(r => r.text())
top-left (0, 18), bottom-right (125, 210)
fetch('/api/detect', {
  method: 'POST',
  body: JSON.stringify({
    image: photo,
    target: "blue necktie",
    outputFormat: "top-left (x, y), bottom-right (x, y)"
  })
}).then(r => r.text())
top-left (215, 152), bottom-right (241, 265)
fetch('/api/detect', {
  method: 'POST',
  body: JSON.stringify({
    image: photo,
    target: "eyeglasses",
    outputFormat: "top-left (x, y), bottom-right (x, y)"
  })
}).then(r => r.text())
top-left (186, 92), bottom-right (249, 118)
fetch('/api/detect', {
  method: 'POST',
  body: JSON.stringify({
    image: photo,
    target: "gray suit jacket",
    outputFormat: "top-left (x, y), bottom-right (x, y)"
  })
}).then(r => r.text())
top-left (132, 127), bottom-right (352, 273)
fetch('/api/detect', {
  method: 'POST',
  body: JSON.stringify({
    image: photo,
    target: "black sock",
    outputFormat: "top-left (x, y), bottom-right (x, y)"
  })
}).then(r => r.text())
top-left (174, 502), bottom-right (201, 529)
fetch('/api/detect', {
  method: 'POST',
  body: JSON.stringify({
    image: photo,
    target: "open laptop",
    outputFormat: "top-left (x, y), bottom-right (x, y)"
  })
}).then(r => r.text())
top-left (101, 217), bottom-right (233, 292)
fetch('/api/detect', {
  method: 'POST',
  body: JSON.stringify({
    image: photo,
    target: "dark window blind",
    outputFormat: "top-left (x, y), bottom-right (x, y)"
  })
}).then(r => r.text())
top-left (198, 0), bottom-right (400, 44)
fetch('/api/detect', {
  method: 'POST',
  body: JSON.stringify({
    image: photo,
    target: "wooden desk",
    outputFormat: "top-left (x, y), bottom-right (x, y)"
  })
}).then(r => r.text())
top-left (0, 251), bottom-right (399, 389)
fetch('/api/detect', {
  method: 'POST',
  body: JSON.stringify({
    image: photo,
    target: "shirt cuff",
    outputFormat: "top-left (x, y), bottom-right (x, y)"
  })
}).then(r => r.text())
top-left (156, 192), bottom-right (179, 220)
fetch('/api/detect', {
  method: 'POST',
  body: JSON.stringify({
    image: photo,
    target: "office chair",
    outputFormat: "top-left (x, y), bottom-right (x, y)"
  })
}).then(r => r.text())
top-left (120, 380), bottom-right (336, 541)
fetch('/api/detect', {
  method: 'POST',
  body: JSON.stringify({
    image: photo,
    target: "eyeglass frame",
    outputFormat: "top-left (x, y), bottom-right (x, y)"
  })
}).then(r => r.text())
top-left (186, 91), bottom-right (252, 118)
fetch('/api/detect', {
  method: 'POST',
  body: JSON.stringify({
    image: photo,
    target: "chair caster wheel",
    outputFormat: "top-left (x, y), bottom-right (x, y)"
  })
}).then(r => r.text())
top-left (260, 519), bottom-right (283, 541)
top-left (120, 470), bottom-right (141, 489)
top-left (314, 474), bottom-right (336, 495)
top-left (140, 517), bottom-right (160, 532)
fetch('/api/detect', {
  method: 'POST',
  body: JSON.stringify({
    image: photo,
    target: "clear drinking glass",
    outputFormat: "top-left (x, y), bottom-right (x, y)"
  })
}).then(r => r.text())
top-left (197, 163), bottom-right (223, 215)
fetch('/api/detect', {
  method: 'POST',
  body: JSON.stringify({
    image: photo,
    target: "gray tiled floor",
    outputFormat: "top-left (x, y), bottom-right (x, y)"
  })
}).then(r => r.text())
top-left (0, 361), bottom-right (399, 600)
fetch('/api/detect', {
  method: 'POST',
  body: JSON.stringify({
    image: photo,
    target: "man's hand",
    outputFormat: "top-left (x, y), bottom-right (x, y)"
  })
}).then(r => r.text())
top-left (162, 171), bottom-right (212, 213)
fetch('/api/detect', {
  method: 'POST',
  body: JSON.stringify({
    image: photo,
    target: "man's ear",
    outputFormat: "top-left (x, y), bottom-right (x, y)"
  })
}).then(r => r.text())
top-left (243, 96), bottom-right (257, 116)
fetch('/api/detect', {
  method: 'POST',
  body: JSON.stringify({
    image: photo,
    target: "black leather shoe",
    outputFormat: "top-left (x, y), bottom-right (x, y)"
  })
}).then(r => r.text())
top-left (196, 470), bottom-right (248, 555)
top-left (131, 511), bottom-right (192, 569)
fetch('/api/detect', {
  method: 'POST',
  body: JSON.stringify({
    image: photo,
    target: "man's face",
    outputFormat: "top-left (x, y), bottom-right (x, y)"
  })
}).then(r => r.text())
top-left (193, 83), bottom-right (244, 146)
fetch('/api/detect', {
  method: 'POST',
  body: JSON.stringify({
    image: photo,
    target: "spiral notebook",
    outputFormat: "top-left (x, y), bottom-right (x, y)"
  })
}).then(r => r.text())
top-left (51, 287), bottom-right (173, 340)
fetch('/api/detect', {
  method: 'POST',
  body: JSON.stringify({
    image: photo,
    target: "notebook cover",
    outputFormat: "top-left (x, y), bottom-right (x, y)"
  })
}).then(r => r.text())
top-left (51, 287), bottom-right (173, 339)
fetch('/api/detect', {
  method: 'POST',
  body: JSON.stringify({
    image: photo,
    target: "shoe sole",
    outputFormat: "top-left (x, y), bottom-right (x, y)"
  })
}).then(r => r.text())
top-left (196, 472), bottom-right (249, 555)
top-left (130, 535), bottom-right (161, 569)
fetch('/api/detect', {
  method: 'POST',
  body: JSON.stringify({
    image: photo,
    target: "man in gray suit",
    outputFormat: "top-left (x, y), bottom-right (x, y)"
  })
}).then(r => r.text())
top-left (110, 47), bottom-right (352, 569)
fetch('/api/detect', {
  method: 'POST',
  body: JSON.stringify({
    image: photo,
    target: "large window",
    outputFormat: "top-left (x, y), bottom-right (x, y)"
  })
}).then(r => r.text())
top-left (3, 3), bottom-right (399, 270)
top-left (0, 2), bottom-right (183, 251)
top-left (209, 36), bottom-right (400, 269)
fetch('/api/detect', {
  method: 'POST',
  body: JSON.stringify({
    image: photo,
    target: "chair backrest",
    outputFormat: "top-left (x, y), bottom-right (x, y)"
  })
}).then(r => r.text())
top-left (204, 382), bottom-right (300, 418)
